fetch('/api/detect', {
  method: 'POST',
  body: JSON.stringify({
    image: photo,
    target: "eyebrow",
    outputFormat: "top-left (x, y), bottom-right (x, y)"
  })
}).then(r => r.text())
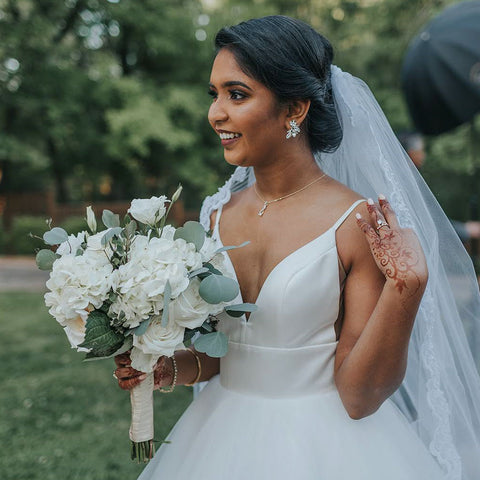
top-left (208, 81), bottom-right (253, 91)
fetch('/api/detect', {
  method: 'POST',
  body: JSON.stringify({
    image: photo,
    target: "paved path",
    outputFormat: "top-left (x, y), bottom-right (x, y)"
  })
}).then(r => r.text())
top-left (0, 256), bottom-right (49, 292)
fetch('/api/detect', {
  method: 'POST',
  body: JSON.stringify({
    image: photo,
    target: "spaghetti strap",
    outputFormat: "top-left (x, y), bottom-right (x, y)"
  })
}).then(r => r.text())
top-left (213, 204), bottom-right (224, 236)
top-left (332, 199), bottom-right (366, 231)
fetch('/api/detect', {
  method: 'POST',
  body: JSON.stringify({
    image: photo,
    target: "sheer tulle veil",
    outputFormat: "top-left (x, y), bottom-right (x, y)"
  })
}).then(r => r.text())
top-left (198, 66), bottom-right (480, 479)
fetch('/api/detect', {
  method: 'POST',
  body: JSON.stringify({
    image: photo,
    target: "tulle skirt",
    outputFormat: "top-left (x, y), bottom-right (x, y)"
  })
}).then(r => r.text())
top-left (138, 375), bottom-right (446, 480)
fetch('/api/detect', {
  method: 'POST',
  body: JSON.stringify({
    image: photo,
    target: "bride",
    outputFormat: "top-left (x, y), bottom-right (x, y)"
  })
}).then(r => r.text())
top-left (115, 16), bottom-right (480, 479)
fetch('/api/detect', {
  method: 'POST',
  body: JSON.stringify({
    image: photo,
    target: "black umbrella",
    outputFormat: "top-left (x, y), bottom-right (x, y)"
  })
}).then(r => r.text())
top-left (401, 0), bottom-right (480, 135)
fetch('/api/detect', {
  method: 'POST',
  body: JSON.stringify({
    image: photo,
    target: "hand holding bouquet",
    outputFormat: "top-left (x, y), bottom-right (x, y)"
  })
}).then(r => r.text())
top-left (36, 186), bottom-right (256, 461)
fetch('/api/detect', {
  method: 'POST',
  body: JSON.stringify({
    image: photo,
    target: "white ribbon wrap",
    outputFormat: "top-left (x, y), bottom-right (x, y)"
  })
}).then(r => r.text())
top-left (129, 371), bottom-right (154, 443)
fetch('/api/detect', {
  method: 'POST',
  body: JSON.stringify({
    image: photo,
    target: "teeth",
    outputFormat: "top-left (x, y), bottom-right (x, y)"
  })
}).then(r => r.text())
top-left (219, 132), bottom-right (241, 140)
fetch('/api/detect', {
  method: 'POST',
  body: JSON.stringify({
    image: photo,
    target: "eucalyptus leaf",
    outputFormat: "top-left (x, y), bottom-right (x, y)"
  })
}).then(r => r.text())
top-left (101, 227), bottom-right (123, 246)
top-left (215, 241), bottom-right (250, 254)
top-left (133, 317), bottom-right (151, 336)
top-left (161, 280), bottom-right (171, 327)
top-left (36, 249), bottom-right (58, 271)
top-left (102, 209), bottom-right (120, 228)
top-left (174, 221), bottom-right (206, 251)
top-left (203, 262), bottom-right (222, 276)
top-left (188, 267), bottom-right (210, 279)
top-left (225, 303), bottom-right (258, 318)
top-left (194, 331), bottom-right (229, 358)
top-left (124, 219), bottom-right (137, 238)
top-left (43, 227), bottom-right (69, 245)
top-left (78, 310), bottom-right (124, 357)
top-left (199, 274), bottom-right (239, 304)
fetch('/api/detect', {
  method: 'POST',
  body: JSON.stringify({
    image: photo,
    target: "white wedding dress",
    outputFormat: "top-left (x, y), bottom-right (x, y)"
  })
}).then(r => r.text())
top-left (138, 199), bottom-right (446, 480)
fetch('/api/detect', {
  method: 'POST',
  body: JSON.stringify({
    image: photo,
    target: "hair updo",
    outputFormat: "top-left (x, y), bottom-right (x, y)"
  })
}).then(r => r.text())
top-left (214, 16), bottom-right (342, 154)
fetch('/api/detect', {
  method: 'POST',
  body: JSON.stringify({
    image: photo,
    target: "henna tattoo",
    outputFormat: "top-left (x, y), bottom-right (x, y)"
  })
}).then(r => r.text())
top-left (154, 356), bottom-right (173, 389)
top-left (369, 227), bottom-right (422, 297)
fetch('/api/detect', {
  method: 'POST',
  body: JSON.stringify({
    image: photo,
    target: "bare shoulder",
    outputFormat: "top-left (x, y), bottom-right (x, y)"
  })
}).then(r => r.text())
top-left (324, 179), bottom-right (373, 273)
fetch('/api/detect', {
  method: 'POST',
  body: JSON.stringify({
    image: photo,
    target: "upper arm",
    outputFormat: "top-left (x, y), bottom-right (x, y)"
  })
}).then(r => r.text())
top-left (334, 203), bottom-right (386, 375)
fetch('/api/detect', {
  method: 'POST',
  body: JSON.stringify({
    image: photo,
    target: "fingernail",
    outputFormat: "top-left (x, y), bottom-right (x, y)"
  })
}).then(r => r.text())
top-left (378, 194), bottom-right (386, 200)
top-left (139, 374), bottom-right (147, 380)
top-left (367, 198), bottom-right (374, 205)
top-left (355, 213), bottom-right (362, 219)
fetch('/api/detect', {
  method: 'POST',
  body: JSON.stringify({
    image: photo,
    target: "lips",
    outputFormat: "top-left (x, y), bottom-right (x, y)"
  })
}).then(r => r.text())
top-left (217, 129), bottom-right (242, 146)
top-left (219, 132), bottom-right (241, 140)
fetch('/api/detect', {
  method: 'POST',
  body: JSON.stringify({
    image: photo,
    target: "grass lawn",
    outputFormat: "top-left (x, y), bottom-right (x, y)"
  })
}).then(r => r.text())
top-left (0, 292), bottom-right (193, 480)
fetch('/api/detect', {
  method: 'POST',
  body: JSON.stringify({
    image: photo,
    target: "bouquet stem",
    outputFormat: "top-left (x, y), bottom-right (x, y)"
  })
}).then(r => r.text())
top-left (129, 371), bottom-right (155, 462)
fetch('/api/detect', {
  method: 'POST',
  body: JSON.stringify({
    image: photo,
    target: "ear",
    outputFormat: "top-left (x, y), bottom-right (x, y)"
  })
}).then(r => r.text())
top-left (284, 99), bottom-right (311, 130)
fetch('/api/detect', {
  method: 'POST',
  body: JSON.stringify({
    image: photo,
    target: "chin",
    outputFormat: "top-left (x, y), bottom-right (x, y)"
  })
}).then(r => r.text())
top-left (223, 150), bottom-right (252, 168)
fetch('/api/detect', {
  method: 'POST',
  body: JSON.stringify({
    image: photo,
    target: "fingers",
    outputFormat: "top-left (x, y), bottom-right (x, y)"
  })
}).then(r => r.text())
top-left (120, 376), bottom-right (146, 390)
top-left (366, 198), bottom-right (389, 232)
top-left (114, 352), bottom-right (131, 368)
top-left (153, 356), bottom-right (173, 389)
top-left (114, 365), bottom-right (146, 390)
top-left (355, 212), bottom-right (378, 243)
top-left (377, 194), bottom-right (400, 230)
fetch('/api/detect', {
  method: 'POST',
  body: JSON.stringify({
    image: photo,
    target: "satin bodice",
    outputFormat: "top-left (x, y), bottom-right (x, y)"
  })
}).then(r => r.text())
top-left (213, 199), bottom-right (365, 398)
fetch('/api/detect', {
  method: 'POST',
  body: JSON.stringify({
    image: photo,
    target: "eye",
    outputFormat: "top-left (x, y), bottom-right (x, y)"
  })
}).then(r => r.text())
top-left (229, 90), bottom-right (247, 100)
top-left (207, 89), bottom-right (217, 100)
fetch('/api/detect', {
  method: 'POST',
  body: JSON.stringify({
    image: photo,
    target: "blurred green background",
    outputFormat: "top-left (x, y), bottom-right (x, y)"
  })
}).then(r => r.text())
top-left (0, 291), bottom-right (193, 479)
top-left (1, 0), bottom-right (479, 246)
top-left (1, 0), bottom-right (479, 478)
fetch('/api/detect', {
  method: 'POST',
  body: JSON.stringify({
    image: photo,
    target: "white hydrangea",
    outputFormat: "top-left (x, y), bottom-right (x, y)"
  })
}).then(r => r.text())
top-left (109, 236), bottom-right (202, 328)
top-left (44, 254), bottom-right (114, 347)
top-left (56, 232), bottom-right (87, 257)
top-left (160, 225), bottom-right (176, 241)
top-left (128, 196), bottom-right (168, 226)
top-left (171, 278), bottom-right (224, 329)
top-left (84, 230), bottom-right (116, 261)
top-left (200, 236), bottom-right (230, 278)
top-left (63, 314), bottom-right (89, 351)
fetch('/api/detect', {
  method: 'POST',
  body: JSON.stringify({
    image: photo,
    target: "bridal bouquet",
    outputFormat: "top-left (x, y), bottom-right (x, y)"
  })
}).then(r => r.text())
top-left (35, 186), bottom-right (255, 461)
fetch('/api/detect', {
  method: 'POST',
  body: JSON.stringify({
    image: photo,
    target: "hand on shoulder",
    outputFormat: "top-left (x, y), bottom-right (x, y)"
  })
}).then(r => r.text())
top-left (355, 195), bottom-right (428, 297)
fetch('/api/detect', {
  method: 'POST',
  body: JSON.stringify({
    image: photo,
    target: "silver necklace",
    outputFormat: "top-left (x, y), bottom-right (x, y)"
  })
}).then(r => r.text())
top-left (253, 173), bottom-right (327, 216)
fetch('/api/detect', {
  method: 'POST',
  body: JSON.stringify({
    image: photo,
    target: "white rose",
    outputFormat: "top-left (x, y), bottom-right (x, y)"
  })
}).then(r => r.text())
top-left (128, 196), bottom-right (168, 226)
top-left (133, 316), bottom-right (185, 358)
top-left (171, 278), bottom-right (223, 329)
top-left (56, 232), bottom-right (87, 257)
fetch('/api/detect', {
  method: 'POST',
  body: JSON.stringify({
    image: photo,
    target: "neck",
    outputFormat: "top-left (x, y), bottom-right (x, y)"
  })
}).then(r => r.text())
top-left (253, 149), bottom-right (323, 200)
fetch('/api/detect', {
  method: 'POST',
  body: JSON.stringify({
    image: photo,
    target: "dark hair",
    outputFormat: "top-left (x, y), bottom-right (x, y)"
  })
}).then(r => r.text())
top-left (214, 16), bottom-right (342, 154)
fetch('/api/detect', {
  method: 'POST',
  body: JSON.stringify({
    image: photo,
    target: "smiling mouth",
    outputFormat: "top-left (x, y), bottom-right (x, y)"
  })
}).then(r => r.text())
top-left (219, 132), bottom-right (241, 140)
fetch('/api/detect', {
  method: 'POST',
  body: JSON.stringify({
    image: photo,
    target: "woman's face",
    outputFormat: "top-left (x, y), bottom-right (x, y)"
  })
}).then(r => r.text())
top-left (208, 48), bottom-right (287, 167)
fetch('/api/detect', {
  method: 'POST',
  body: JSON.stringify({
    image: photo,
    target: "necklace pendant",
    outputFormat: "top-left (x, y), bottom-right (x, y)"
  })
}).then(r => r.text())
top-left (258, 202), bottom-right (268, 216)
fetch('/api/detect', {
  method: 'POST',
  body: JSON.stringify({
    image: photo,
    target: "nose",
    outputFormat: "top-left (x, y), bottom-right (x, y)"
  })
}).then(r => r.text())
top-left (208, 97), bottom-right (228, 127)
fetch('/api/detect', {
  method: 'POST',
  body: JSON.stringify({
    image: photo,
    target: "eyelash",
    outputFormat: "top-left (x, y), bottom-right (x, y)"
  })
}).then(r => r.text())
top-left (208, 89), bottom-right (247, 101)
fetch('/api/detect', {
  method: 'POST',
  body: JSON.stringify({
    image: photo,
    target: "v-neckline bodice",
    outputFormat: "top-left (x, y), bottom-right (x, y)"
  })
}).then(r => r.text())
top-left (213, 198), bottom-right (365, 322)
top-left (215, 224), bottom-right (337, 313)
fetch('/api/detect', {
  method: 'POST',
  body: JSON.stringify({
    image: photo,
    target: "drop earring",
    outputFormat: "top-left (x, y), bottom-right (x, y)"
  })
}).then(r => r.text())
top-left (286, 120), bottom-right (301, 139)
